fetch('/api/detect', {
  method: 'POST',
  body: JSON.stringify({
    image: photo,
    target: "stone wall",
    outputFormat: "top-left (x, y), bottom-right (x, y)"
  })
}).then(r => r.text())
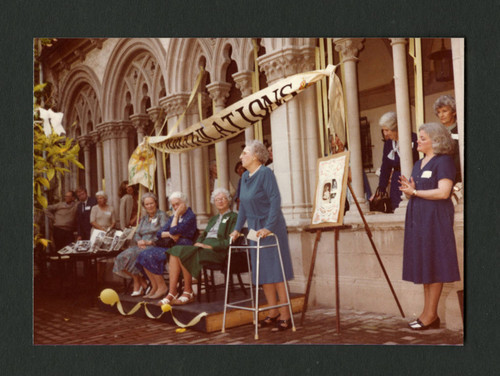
top-left (288, 211), bottom-right (464, 330)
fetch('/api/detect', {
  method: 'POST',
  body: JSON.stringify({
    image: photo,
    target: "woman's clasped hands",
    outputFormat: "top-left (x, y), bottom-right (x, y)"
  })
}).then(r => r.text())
top-left (399, 175), bottom-right (416, 197)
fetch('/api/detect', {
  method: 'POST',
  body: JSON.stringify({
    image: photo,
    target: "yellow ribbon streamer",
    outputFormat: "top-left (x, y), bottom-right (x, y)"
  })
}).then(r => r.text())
top-left (158, 66), bottom-right (205, 138)
top-left (99, 289), bottom-right (207, 328)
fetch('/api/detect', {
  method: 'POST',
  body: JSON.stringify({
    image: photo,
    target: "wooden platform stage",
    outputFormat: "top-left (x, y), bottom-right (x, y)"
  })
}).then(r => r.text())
top-left (99, 288), bottom-right (305, 333)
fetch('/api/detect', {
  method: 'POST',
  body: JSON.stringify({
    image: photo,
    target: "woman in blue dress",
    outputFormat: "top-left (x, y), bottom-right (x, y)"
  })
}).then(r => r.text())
top-left (136, 191), bottom-right (197, 300)
top-left (112, 192), bottom-right (168, 296)
top-left (373, 111), bottom-right (419, 211)
top-left (399, 122), bottom-right (460, 330)
top-left (230, 140), bottom-right (294, 332)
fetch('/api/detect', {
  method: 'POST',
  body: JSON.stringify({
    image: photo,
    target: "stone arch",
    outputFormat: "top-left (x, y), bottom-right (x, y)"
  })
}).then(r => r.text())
top-left (59, 66), bottom-right (102, 134)
top-left (164, 38), bottom-right (212, 94)
top-left (235, 38), bottom-right (257, 73)
top-left (210, 38), bottom-right (237, 83)
top-left (101, 38), bottom-right (167, 120)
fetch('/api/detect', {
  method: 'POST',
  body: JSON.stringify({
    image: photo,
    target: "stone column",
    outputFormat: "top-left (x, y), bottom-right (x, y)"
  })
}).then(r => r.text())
top-left (97, 123), bottom-right (113, 202)
top-left (116, 121), bottom-right (133, 183)
top-left (148, 106), bottom-right (167, 211)
top-left (258, 44), bottom-right (317, 224)
top-left (390, 38), bottom-right (414, 212)
top-left (90, 130), bottom-right (103, 191)
top-left (97, 122), bottom-right (121, 212)
top-left (78, 135), bottom-right (92, 194)
top-left (206, 82), bottom-right (232, 192)
top-left (130, 114), bottom-right (150, 145)
top-left (233, 70), bottom-right (255, 142)
top-left (451, 38), bottom-right (464, 185)
top-left (187, 95), bottom-right (210, 224)
top-left (160, 94), bottom-right (191, 199)
top-left (334, 38), bottom-right (368, 212)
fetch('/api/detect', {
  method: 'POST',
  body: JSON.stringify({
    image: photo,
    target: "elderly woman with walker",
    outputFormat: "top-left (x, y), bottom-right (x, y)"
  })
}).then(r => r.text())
top-left (230, 140), bottom-right (294, 332)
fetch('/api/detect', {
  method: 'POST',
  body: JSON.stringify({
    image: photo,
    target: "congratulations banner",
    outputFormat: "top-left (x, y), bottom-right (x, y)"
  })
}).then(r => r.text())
top-left (146, 64), bottom-right (339, 154)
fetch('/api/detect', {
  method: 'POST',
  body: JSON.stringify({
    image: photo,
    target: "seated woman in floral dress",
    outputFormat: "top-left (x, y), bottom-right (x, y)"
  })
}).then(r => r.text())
top-left (112, 192), bottom-right (167, 296)
top-left (158, 188), bottom-right (237, 306)
top-left (136, 191), bottom-right (197, 300)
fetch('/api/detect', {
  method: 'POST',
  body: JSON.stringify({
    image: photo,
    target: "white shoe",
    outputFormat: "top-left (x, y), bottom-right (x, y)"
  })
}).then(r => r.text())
top-left (131, 286), bottom-right (144, 297)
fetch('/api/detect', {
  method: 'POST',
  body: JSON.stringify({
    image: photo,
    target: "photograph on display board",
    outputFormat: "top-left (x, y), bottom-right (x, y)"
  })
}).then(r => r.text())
top-left (310, 151), bottom-right (350, 228)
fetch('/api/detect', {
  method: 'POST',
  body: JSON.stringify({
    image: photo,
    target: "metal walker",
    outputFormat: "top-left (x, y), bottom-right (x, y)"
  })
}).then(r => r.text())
top-left (221, 233), bottom-right (296, 339)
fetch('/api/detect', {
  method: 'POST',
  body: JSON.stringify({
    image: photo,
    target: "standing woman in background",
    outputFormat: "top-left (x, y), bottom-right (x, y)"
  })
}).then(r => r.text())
top-left (230, 140), bottom-right (294, 332)
top-left (118, 181), bottom-right (134, 230)
top-left (90, 191), bottom-right (116, 233)
top-left (373, 111), bottom-right (418, 211)
top-left (433, 95), bottom-right (461, 183)
top-left (399, 122), bottom-right (460, 330)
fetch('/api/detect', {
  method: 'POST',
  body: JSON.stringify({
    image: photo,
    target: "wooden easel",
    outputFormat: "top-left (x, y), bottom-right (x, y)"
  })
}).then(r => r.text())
top-left (300, 182), bottom-right (405, 332)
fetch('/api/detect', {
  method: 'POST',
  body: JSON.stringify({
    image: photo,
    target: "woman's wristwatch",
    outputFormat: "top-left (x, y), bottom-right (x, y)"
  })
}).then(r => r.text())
top-left (412, 189), bottom-right (417, 197)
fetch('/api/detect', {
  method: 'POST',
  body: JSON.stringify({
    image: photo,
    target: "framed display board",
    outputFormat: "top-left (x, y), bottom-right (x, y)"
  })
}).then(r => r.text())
top-left (310, 151), bottom-right (350, 228)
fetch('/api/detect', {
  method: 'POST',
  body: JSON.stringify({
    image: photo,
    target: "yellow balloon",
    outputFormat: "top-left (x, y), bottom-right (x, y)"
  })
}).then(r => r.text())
top-left (100, 288), bottom-right (119, 306)
top-left (161, 303), bottom-right (171, 313)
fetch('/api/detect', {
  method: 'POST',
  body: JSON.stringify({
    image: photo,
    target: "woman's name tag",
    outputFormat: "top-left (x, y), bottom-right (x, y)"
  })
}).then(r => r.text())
top-left (422, 170), bottom-right (432, 178)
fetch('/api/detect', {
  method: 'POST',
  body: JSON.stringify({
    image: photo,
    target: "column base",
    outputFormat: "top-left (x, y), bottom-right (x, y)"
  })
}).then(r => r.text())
top-left (393, 196), bottom-right (409, 215)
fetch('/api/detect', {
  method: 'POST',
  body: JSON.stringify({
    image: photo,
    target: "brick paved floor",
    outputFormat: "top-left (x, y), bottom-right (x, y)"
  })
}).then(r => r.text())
top-left (34, 281), bottom-right (463, 346)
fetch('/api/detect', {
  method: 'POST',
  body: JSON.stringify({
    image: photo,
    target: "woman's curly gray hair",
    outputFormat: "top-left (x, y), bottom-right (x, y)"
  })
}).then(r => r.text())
top-left (95, 191), bottom-right (108, 200)
top-left (433, 95), bottom-right (456, 115)
top-left (141, 192), bottom-right (158, 207)
top-left (246, 140), bottom-right (269, 164)
top-left (419, 122), bottom-right (455, 155)
top-left (379, 111), bottom-right (398, 131)
top-left (168, 191), bottom-right (188, 204)
top-left (210, 187), bottom-right (232, 205)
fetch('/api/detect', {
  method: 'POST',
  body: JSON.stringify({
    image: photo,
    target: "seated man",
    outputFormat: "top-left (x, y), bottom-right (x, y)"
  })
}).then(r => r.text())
top-left (159, 188), bottom-right (237, 306)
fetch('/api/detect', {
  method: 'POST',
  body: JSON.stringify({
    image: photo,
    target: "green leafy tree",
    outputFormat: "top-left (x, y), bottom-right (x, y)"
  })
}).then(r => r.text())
top-left (33, 85), bottom-right (83, 250)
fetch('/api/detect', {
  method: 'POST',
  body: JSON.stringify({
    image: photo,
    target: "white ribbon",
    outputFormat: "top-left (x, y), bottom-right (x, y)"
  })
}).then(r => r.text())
top-left (387, 140), bottom-right (399, 161)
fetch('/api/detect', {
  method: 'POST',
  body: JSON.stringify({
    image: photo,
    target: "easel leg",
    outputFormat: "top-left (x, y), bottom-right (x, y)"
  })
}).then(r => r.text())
top-left (300, 229), bottom-right (322, 326)
top-left (347, 182), bottom-right (405, 318)
top-left (335, 228), bottom-right (341, 333)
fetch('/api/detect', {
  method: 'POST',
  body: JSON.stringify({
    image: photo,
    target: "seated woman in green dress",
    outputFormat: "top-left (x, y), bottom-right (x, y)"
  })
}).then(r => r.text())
top-left (158, 188), bottom-right (238, 306)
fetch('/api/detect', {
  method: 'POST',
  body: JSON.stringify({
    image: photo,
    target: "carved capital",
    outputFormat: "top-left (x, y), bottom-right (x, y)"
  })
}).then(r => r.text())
top-left (115, 121), bottom-right (134, 138)
top-left (77, 135), bottom-right (92, 151)
top-left (129, 114), bottom-right (151, 135)
top-left (160, 93), bottom-right (190, 118)
top-left (206, 82), bottom-right (232, 108)
top-left (334, 38), bottom-right (365, 63)
top-left (258, 46), bottom-right (316, 84)
top-left (147, 106), bottom-right (165, 125)
top-left (232, 71), bottom-right (254, 97)
top-left (89, 129), bottom-right (101, 146)
top-left (390, 38), bottom-right (407, 46)
top-left (96, 121), bottom-right (118, 141)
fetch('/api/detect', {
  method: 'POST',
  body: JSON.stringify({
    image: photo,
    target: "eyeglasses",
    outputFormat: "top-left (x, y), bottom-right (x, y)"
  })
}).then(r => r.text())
top-left (214, 197), bottom-right (228, 202)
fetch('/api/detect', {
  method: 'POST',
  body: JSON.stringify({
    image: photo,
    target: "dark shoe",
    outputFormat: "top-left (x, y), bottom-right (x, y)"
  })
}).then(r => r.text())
top-left (408, 317), bottom-right (440, 330)
top-left (259, 314), bottom-right (280, 328)
top-left (271, 318), bottom-right (291, 332)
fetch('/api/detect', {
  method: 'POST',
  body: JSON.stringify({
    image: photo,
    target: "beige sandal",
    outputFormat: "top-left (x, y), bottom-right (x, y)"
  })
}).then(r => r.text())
top-left (171, 291), bottom-right (195, 305)
top-left (158, 292), bottom-right (178, 306)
